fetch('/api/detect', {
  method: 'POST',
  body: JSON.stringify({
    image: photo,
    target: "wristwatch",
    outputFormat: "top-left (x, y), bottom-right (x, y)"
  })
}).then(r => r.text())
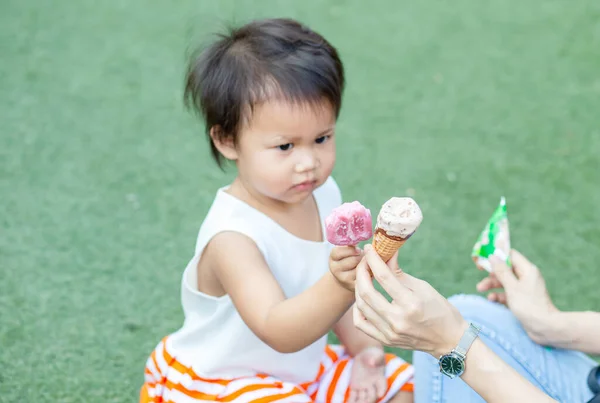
top-left (438, 323), bottom-right (481, 379)
top-left (587, 365), bottom-right (600, 403)
top-left (588, 365), bottom-right (600, 394)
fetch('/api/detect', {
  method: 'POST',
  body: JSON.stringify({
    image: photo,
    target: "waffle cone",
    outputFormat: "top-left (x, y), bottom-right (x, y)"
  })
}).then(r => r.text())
top-left (372, 228), bottom-right (407, 262)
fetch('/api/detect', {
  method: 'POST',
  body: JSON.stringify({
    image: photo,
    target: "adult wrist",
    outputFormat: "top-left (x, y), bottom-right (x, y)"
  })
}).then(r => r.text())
top-left (539, 311), bottom-right (570, 345)
top-left (432, 318), bottom-right (470, 358)
top-left (525, 310), bottom-right (563, 345)
top-left (437, 322), bottom-right (482, 379)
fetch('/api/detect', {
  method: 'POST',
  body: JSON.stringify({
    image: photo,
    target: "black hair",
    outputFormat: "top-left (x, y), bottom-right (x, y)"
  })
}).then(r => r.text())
top-left (184, 18), bottom-right (345, 168)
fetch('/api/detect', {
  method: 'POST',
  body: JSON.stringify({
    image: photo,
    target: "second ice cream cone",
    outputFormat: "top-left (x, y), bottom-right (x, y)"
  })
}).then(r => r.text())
top-left (371, 197), bottom-right (423, 266)
top-left (372, 228), bottom-right (407, 262)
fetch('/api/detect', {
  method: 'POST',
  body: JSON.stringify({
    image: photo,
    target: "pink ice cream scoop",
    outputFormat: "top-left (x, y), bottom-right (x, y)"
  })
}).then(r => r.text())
top-left (325, 201), bottom-right (373, 246)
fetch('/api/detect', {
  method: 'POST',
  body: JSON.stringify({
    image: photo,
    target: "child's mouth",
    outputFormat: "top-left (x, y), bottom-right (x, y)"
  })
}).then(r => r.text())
top-left (292, 179), bottom-right (317, 191)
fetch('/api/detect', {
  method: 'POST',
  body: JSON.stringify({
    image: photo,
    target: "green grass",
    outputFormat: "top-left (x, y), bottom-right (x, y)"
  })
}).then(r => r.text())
top-left (1, 0), bottom-right (599, 401)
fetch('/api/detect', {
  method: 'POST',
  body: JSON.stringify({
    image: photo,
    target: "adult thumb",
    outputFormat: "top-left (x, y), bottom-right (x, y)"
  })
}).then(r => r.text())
top-left (490, 255), bottom-right (516, 287)
top-left (510, 249), bottom-right (538, 279)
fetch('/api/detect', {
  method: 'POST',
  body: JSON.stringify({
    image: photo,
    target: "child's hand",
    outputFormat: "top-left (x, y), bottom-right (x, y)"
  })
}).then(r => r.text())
top-left (349, 346), bottom-right (387, 403)
top-left (329, 246), bottom-right (363, 291)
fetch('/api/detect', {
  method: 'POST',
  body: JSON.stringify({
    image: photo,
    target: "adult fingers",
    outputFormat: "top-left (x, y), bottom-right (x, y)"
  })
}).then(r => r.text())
top-left (355, 255), bottom-right (396, 316)
top-left (353, 304), bottom-right (390, 345)
top-left (511, 249), bottom-right (542, 279)
top-left (363, 245), bottom-right (415, 302)
top-left (487, 292), bottom-right (508, 305)
top-left (355, 288), bottom-right (395, 339)
top-left (476, 275), bottom-right (503, 292)
top-left (489, 255), bottom-right (517, 288)
top-left (386, 250), bottom-right (400, 271)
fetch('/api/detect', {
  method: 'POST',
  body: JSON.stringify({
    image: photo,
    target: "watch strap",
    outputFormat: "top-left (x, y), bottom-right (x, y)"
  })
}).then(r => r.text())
top-left (454, 323), bottom-right (481, 359)
top-left (588, 365), bottom-right (600, 394)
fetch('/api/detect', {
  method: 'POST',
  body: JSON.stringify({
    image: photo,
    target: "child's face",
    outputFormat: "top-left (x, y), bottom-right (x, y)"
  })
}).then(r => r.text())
top-left (235, 99), bottom-right (336, 205)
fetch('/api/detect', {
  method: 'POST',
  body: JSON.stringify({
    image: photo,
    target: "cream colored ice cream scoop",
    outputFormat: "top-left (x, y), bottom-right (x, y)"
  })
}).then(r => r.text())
top-left (376, 197), bottom-right (423, 239)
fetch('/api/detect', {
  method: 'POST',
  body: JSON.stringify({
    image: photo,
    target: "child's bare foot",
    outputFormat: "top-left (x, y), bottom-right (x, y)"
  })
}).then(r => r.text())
top-left (349, 347), bottom-right (387, 403)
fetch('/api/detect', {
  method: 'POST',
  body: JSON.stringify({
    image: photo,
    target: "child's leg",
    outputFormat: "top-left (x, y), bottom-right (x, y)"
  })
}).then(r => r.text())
top-left (413, 294), bottom-right (597, 403)
top-left (141, 337), bottom-right (313, 402)
top-left (312, 345), bottom-right (414, 403)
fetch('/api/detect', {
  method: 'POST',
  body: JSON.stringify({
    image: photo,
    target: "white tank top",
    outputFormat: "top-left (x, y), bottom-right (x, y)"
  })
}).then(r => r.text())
top-left (166, 176), bottom-right (342, 384)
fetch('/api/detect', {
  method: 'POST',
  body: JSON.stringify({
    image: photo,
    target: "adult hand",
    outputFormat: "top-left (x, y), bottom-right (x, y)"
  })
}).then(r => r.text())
top-left (476, 249), bottom-right (559, 344)
top-left (353, 244), bottom-right (468, 357)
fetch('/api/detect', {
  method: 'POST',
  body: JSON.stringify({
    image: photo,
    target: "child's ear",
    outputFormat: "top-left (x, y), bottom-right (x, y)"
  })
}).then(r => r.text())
top-left (210, 126), bottom-right (238, 160)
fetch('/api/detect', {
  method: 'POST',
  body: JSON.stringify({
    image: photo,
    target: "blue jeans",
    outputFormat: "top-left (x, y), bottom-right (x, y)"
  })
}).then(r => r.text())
top-left (413, 294), bottom-right (597, 403)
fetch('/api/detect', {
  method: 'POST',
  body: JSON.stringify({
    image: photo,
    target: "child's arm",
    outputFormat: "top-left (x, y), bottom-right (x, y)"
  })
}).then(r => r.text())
top-left (329, 246), bottom-right (384, 356)
top-left (209, 231), bottom-right (360, 354)
top-left (333, 307), bottom-right (383, 356)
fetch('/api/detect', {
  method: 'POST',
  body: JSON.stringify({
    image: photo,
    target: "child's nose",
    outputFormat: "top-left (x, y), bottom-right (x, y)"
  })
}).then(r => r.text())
top-left (295, 152), bottom-right (318, 172)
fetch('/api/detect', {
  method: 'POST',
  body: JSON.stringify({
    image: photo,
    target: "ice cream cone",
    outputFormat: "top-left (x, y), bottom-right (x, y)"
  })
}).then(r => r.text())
top-left (371, 197), bottom-right (423, 266)
top-left (372, 228), bottom-right (407, 262)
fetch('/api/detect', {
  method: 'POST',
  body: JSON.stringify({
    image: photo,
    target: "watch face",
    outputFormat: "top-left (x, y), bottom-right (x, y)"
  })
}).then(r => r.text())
top-left (440, 354), bottom-right (464, 377)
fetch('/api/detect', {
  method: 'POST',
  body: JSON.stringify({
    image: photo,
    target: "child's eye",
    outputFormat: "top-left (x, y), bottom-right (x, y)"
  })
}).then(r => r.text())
top-left (278, 143), bottom-right (293, 151)
top-left (315, 135), bottom-right (330, 144)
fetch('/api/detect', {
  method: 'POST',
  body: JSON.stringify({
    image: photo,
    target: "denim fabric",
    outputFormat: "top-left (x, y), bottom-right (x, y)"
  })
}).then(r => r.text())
top-left (413, 294), bottom-right (597, 403)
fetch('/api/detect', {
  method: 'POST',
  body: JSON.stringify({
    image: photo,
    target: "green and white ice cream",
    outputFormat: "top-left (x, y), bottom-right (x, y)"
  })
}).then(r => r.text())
top-left (472, 197), bottom-right (511, 272)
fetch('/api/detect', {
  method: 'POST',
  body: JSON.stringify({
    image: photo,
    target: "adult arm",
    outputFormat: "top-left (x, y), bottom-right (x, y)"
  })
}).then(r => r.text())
top-left (353, 245), bottom-right (557, 403)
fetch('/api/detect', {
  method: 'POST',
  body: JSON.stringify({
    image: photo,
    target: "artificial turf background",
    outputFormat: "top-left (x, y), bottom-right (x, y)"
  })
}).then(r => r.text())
top-left (1, 0), bottom-right (599, 401)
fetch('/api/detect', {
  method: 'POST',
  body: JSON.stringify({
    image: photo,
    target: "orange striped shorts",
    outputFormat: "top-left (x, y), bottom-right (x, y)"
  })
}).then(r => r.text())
top-left (140, 337), bottom-right (414, 403)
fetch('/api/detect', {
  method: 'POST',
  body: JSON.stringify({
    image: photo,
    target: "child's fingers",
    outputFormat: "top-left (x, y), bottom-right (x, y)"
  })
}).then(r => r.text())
top-left (338, 255), bottom-right (363, 271)
top-left (365, 385), bottom-right (376, 403)
top-left (357, 388), bottom-right (366, 403)
top-left (376, 377), bottom-right (387, 398)
top-left (348, 388), bottom-right (357, 403)
top-left (330, 245), bottom-right (360, 261)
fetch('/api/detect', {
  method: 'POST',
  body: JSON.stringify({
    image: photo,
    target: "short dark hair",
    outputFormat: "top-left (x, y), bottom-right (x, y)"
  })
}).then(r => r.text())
top-left (184, 18), bottom-right (345, 168)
